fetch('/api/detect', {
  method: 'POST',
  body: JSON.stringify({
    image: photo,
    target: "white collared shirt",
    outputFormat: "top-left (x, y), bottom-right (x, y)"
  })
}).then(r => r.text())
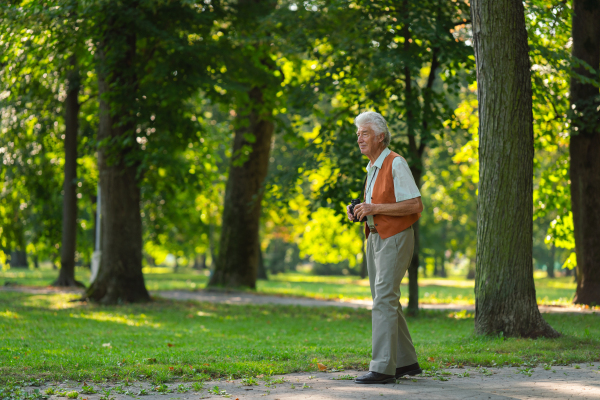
top-left (365, 148), bottom-right (421, 228)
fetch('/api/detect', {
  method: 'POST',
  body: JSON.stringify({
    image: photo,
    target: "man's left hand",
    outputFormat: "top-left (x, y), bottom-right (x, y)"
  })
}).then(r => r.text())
top-left (353, 203), bottom-right (377, 221)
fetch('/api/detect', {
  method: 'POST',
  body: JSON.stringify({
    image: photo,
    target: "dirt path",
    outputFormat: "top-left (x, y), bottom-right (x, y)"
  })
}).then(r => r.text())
top-left (2, 286), bottom-right (597, 314)
top-left (23, 363), bottom-right (600, 400)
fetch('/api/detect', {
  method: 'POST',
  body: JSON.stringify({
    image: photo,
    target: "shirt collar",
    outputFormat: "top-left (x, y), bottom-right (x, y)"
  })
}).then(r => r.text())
top-left (366, 147), bottom-right (391, 173)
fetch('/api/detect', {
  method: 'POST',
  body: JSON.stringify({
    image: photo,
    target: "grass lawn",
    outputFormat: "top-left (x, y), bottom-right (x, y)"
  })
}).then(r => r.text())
top-left (0, 267), bottom-right (579, 306)
top-left (1, 290), bottom-right (599, 386)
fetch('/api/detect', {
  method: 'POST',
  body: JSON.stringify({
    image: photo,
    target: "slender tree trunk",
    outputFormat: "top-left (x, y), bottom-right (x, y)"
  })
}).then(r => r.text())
top-left (440, 223), bottom-right (447, 278)
top-left (466, 258), bottom-right (476, 279)
top-left (85, 18), bottom-right (150, 304)
top-left (570, 0), bottom-right (600, 306)
top-left (407, 167), bottom-right (421, 315)
top-left (440, 254), bottom-right (447, 278)
top-left (360, 229), bottom-right (367, 279)
top-left (547, 243), bottom-right (555, 278)
top-left (54, 56), bottom-right (84, 288)
top-left (471, 0), bottom-right (558, 337)
top-left (257, 243), bottom-right (268, 280)
top-left (208, 88), bottom-right (274, 288)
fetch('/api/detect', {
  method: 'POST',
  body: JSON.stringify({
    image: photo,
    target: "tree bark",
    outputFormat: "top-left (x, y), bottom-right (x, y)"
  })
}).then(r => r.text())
top-left (54, 56), bottom-right (84, 288)
top-left (85, 18), bottom-right (150, 304)
top-left (360, 229), bottom-right (367, 279)
top-left (208, 88), bottom-right (274, 289)
top-left (257, 243), bottom-right (268, 280)
top-left (407, 167), bottom-right (421, 316)
top-left (9, 250), bottom-right (27, 268)
top-left (547, 243), bottom-right (555, 278)
top-left (471, 0), bottom-right (558, 337)
top-left (570, 0), bottom-right (600, 306)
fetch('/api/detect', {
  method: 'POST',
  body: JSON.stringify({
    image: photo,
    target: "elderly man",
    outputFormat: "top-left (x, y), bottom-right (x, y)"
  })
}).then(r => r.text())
top-left (346, 111), bottom-right (423, 384)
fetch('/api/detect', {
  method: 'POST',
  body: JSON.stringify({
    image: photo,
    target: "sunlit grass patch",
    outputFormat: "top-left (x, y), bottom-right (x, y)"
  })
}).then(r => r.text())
top-left (0, 290), bottom-right (599, 385)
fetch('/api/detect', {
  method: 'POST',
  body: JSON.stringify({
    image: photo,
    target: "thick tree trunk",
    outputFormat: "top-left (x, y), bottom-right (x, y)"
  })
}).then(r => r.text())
top-left (85, 21), bottom-right (150, 304)
top-left (9, 250), bottom-right (27, 268)
top-left (570, 0), bottom-right (600, 306)
top-left (54, 56), bottom-right (84, 288)
top-left (208, 88), bottom-right (274, 289)
top-left (471, 0), bottom-right (558, 337)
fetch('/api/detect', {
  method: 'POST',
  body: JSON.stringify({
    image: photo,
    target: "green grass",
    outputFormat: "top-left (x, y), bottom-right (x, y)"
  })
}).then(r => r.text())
top-left (0, 267), bottom-right (580, 306)
top-left (0, 290), bottom-right (599, 385)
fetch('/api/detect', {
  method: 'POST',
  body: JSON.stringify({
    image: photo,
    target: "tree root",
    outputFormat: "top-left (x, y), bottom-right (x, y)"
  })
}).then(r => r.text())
top-left (51, 277), bottom-right (86, 288)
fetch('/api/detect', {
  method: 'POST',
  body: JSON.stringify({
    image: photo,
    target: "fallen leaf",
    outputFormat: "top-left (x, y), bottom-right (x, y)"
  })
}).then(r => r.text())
top-left (427, 357), bottom-right (435, 362)
top-left (102, 343), bottom-right (111, 347)
top-left (167, 343), bottom-right (175, 347)
top-left (169, 367), bottom-right (174, 371)
top-left (317, 363), bottom-right (327, 371)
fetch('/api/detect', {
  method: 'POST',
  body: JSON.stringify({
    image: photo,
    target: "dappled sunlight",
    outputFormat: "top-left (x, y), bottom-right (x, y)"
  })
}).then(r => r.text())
top-left (537, 277), bottom-right (577, 290)
top-left (0, 310), bottom-right (21, 318)
top-left (71, 311), bottom-right (162, 328)
top-left (447, 310), bottom-right (474, 319)
top-left (22, 294), bottom-right (84, 310)
top-left (419, 279), bottom-right (474, 288)
top-left (142, 267), bottom-right (173, 274)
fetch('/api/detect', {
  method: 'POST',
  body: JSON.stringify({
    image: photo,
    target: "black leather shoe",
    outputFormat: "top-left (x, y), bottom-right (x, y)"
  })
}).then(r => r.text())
top-left (355, 371), bottom-right (396, 384)
top-left (395, 362), bottom-right (423, 378)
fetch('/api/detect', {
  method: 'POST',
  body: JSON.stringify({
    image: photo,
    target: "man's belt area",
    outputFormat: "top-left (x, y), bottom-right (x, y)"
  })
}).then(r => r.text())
top-left (368, 226), bottom-right (378, 233)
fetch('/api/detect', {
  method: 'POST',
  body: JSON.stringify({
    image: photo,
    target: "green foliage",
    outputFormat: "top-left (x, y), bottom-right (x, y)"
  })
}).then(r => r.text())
top-left (0, 0), bottom-right (588, 285)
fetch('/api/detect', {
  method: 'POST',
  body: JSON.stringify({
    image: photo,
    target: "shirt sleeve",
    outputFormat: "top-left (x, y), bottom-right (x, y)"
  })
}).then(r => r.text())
top-left (391, 157), bottom-right (421, 202)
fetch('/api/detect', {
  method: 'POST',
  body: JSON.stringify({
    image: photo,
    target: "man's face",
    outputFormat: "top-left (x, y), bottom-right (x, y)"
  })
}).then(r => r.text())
top-left (356, 125), bottom-right (382, 157)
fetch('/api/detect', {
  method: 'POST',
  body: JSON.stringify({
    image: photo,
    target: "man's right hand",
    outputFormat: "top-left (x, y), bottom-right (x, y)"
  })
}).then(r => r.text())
top-left (346, 204), bottom-right (354, 221)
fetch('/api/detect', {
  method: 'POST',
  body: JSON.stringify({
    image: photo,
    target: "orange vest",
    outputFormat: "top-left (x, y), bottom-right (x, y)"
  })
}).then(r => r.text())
top-left (364, 151), bottom-right (421, 239)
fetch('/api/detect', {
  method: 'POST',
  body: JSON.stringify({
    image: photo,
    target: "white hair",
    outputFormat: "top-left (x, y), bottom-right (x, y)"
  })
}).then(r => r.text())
top-left (354, 111), bottom-right (391, 148)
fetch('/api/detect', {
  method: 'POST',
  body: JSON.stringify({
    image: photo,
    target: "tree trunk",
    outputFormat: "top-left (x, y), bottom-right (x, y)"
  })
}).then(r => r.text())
top-left (466, 259), bottom-right (475, 279)
top-left (570, 0), bottom-right (600, 306)
top-left (440, 253), bottom-right (447, 278)
top-left (547, 243), bottom-right (555, 278)
top-left (85, 20), bottom-right (150, 304)
top-left (9, 250), bottom-right (27, 268)
top-left (208, 88), bottom-right (274, 289)
top-left (257, 243), bottom-right (268, 280)
top-left (360, 229), bottom-right (367, 279)
top-left (407, 167), bottom-right (422, 316)
top-left (440, 223), bottom-right (448, 278)
top-left (54, 56), bottom-right (84, 288)
top-left (471, 0), bottom-right (559, 337)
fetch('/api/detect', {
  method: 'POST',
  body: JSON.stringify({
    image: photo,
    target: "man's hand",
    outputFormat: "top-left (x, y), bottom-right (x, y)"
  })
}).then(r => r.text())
top-left (353, 203), bottom-right (377, 221)
top-left (346, 204), bottom-right (354, 221)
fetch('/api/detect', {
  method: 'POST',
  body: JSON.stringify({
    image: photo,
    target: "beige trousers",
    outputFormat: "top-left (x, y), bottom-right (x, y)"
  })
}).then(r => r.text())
top-left (366, 226), bottom-right (418, 375)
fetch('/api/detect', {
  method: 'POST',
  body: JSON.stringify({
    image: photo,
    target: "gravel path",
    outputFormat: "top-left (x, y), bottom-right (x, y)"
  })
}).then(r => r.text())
top-left (23, 363), bottom-right (600, 400)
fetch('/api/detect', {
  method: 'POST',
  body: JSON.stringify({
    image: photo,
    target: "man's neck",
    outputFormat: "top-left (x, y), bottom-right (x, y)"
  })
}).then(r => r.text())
top-left (368, 146), bottom-right (385, 166)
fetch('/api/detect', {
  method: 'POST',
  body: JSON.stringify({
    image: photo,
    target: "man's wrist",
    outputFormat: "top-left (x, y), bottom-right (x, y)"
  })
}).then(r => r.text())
top-left (371, 204), bottom-right (380, 215)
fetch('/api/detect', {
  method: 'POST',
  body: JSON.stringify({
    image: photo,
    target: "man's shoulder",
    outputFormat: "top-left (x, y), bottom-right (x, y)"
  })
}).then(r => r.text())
top-left (388, 151), bottom-right (407, 166)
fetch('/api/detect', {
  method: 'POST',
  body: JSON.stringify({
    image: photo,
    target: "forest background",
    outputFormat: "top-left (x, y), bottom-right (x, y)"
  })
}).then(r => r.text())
top-left (0, 0), bottom-right (588, 302)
